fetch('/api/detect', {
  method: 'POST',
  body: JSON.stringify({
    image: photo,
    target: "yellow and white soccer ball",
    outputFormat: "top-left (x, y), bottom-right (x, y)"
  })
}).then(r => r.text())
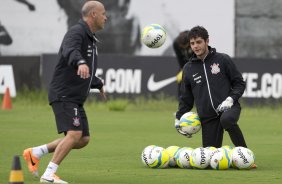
top-left (141, 145), bottom-right (170, 168)
top-left (231, 147), bottom-right (255, 170)
top-left (205, 146), bottom-right (217, 159)
top-left (179, 112), bottom-right (201, 135)
top-left (210, 148), bottom-right (232, 170)
top-left (141, 24), bottom-right (166, 48)
top-left (221, 145), bottom-right (234, 153)
top-left (175, 147), bottom-right (194, 169)
top-left (166, 146), bottom-right (181, 167)
top-left (206, 146), bottom-right (217, 152)
top-left (141, 145), bottom-right (156, 167)
top-left (190, 147), bottom-right (210, 169)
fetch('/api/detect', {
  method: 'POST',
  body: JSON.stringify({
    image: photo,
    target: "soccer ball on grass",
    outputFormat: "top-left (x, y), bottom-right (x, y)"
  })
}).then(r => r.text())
top-left (166, 146), bottom-right (181, 167)
top-left (210, 148), bottom-right (232, 170)
top-left (141, 145), bottom-right (170, 168)
top-left (175, 147), bottom-right (194, 168)
top-left (190, 147), bottom-right (210, 169)
top-left (231, 147), bottom-right (255, 169)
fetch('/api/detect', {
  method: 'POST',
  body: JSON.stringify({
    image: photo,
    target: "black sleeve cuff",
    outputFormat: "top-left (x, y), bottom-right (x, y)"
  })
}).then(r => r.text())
top-left (77, 60), bottom-right (86, 66)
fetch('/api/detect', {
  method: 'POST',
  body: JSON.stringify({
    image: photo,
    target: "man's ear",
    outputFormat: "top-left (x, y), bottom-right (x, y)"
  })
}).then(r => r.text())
top-left (91, 11), bottom-right (96, 18)
top-left (206, 38), bottom-right (209, 45)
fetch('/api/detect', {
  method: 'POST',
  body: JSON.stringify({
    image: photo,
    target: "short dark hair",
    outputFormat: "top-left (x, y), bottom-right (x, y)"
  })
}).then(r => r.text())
top-left (188, 26), bottom-right (209, 41)
top-left (176, 30), bottom-right (189, 45)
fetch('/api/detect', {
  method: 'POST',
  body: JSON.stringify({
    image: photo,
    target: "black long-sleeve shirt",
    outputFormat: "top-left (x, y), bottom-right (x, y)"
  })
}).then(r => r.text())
top-left (48, 19), bottom-right (103, 105)
top-left (176, 47), bottom-right (246, 121)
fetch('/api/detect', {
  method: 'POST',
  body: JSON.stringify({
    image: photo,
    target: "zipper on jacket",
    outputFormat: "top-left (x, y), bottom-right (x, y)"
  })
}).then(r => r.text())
top-left (86, 45), bottom-right (95, 96)
top-left (202, 56), bottom-right (219, 116)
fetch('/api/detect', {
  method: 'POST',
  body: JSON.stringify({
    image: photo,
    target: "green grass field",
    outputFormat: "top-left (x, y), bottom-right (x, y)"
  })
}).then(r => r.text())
top-left (1, 98), bottom-right (282, 184)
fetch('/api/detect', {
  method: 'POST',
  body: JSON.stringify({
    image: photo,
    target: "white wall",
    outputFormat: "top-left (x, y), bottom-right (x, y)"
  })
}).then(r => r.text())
top-left (0, 0), bottom-right (67, 55)
top-left (0, 0), bottom-right (234, 56)
top-left (130, 0), bottom-right (235, 56)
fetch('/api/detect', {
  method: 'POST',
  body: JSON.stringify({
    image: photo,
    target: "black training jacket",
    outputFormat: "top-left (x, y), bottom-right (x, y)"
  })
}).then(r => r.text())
top-left (48, 19), bottom-right (103, 105)
top-left (176, 47), bottom-right (246, 121)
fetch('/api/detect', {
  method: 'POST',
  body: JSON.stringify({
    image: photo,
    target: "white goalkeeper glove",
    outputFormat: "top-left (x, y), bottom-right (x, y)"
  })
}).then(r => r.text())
top-left (217, 96), bottom-right (234, 112)
top-left (175, 119), bottom-right (192, 138)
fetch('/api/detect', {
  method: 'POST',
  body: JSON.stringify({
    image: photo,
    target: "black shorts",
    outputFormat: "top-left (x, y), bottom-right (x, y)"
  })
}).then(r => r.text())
top-left (51, 101), bottom-right (90, 136)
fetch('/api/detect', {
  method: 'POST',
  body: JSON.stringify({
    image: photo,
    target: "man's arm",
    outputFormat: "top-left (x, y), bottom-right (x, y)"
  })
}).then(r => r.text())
top-left (225, 55), bottom-right (246, 102)
top-left (175, 67), bottom-right (194, 120)
top-left (61, 28), bottom-right (85, 67)
top-left (91, 76), bottom-right (106, 100)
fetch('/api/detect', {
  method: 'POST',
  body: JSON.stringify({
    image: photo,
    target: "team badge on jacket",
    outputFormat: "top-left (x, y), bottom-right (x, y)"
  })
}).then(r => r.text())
top-left (210, 63), bottom-right (220, 74)
top-left (73, 117), bottom-right (80, 127)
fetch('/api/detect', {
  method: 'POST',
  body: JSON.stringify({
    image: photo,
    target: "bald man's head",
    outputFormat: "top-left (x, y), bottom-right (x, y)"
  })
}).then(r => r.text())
top-left (81, 1), bottom-right (103, 18)
top-left (81, 1), bottom-right (107, 33)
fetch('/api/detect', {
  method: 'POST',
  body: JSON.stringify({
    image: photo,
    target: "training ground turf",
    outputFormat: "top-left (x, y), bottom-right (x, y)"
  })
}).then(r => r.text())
top-left (1, 101), bottom-right (282, 184)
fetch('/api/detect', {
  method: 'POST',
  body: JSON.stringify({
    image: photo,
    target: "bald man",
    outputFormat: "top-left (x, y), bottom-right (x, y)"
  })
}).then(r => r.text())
top-left (22, 1), bottom-right (107, 183)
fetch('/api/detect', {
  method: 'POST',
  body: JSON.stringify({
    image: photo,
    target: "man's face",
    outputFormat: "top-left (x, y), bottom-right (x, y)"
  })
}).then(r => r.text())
top-left (92, 5), bottom-right (107, 31)
top-left (190, 37), bottom-right (209, 59)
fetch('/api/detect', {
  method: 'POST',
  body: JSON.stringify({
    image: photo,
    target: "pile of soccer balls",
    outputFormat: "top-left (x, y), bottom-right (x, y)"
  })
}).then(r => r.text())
top-left (141, 109), bottom-right (255, 170)
top-left (141, 111), bottom-right (255, 170)
top-left (141, 145), bottom-right (255, 170)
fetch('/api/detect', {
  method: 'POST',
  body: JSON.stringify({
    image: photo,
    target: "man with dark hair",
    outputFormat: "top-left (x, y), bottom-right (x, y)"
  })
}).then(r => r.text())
top-left (22, 1), bottom-right (108, 183)
top-left (174, 26), bottom-right (256, 168)
top-left (173, 30), bottom-right (193, 69)
top-left (173, 30), bottom-right (193, 98)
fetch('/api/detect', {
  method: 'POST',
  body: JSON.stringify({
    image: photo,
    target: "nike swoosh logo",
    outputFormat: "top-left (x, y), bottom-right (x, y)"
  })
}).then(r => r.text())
top-left (147, 74), bottom-right (176, 92)
top-left (29, 152), bottom-right (36, 166)
top-left (41, 178), bottom-right (54, 183)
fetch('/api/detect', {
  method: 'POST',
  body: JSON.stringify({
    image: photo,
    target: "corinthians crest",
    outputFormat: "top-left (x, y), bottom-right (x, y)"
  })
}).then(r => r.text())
top-left (73, 117), bottom-right (80, 127)
top-left (210, 63), bottom-right (220, 74)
